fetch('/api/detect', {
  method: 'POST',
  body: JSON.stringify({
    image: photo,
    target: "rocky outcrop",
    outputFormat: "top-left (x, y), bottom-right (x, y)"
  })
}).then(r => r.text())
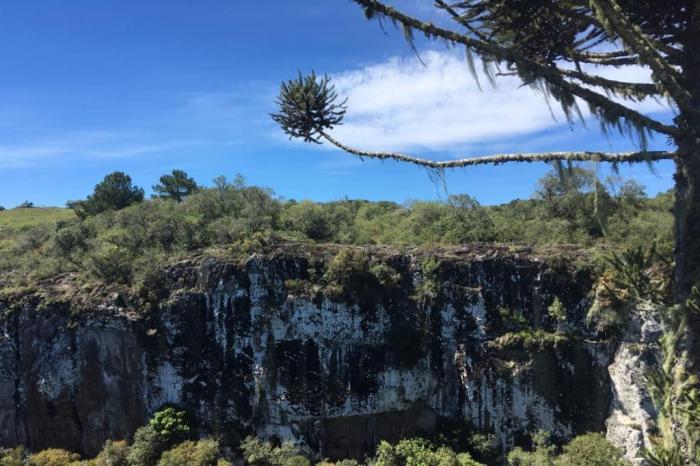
top-left (0, 245), bottom-right (614, 460)
top-left (606, 303), bottom-right (662, 465)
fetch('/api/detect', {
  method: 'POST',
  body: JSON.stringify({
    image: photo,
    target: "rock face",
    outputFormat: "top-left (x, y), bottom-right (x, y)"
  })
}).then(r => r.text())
top-left (605, 303), bottom-right (662, 465)
top-left (0, 246), bottom-right (615, 460)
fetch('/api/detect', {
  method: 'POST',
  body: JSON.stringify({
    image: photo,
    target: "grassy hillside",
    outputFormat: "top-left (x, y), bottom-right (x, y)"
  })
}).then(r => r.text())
top-left (0, 207), bottom-right (75, 231)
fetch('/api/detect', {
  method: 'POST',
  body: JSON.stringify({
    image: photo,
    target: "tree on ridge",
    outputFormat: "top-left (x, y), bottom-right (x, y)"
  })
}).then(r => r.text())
top-left (152, 169), bottom-right (199, 202)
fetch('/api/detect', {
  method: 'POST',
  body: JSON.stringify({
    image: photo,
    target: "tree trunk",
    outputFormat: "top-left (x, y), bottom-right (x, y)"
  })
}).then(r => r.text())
top-left (674, 147), bottom-right (700, 300)
top-left (674, 0), bottom-right (700, 302)
top-left (666, 7), bottom-right (700, 460)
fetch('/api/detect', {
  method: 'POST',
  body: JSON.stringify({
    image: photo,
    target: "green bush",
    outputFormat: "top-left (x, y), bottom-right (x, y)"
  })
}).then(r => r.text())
top-left (333, 460), bottom-right (361, 466)
top-left (323, 248), bottom-right (381, 305)
top-left (127, 425), bottom-right (165, 466)
top-left (148, 407), bottom-right (191, 442)
top-left (281, 201), bottom-right (332, 241)
top-left (373, 439), bottom-right (483, 466)
top-left (491, 329), bottom-right (568, 352)
top-left (0, 446), bottom-right (27, 466)
top-left (29, 448), bottom-right (81, 466)
top-left (547, 298), bottom-right (566, 324)
top-left (89, 440), bottom-right (129, 466)
top-left (369, 263), bottom-right (401, 289)
top-left (557, 433), bottom-right (627, 466)
top-left (87, 243), bottom-right (134, 284)
top-left (507, 432), bottom-right (629, 466)
top-left (240, 437), bottom-right (303, 466)
top-left (157, 439), bottom-right (220, 466)
top-left (280, 455), bottom-right (310, 466)
top-left (498, 306), bottom-right (530, 331)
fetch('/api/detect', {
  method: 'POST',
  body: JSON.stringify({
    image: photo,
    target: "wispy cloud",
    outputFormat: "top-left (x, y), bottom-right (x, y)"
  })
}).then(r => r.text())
top-left (326, 50), bottom-right (669, 154)
top-left (0, 131), bottom-right (210, 169)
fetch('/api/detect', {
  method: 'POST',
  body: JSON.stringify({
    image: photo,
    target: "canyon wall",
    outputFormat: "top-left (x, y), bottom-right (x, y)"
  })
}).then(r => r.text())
top-left (0, 245), bottom-right (616, 460)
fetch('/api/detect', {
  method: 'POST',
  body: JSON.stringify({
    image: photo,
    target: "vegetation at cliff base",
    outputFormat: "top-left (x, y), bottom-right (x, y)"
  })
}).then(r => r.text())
top-left (0, 407), bottom-right (632, 466)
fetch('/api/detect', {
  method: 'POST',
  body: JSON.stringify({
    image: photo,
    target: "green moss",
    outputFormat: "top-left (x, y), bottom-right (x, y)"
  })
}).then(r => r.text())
top-left (490, 329), bottom-right (570, 352)
top-left (283, 279), bottom-right (314, 298)
top-left (413, 257), bottom-right (441, 305)
top-left (498, 306), bottom-right (530, 331)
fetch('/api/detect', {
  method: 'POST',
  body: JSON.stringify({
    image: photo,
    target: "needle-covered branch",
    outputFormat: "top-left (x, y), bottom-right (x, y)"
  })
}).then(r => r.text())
top-left (589, 0), bottom-right (692, 110)
top-left (351, 0), bottom-right (678, 137)
top-left (558, 68), bottom-right (660, 100)
top-left (270, 72), bottom-right (347, 144)
top-left (319, 130), bottom-right (675, 169)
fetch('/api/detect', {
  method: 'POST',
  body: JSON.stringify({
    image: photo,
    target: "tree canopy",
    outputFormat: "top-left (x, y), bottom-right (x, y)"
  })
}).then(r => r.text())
top-left (152, 169), bottom-right (199, 202)
top-left (70, 171), bottom-right (145, 219)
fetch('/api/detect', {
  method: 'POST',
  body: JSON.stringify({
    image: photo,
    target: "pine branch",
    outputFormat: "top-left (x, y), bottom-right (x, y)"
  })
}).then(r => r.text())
top-left (589, 0), bottom-right (693, 111)
top-left (319, 130), bottom-right (675, 169)
top-left (351, 0), bottom-right (679, 137)
top-left (570, 53), bottom-right (640, 66)
top-left (559, 68), bottom-right (660, 99)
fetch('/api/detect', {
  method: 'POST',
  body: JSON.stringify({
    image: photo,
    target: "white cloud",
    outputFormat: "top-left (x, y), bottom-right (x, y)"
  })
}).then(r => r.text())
top-left (327, 50), bottom-right (669, 153)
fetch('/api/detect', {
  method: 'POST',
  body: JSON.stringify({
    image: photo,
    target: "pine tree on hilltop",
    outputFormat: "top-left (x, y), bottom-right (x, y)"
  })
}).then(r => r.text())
top-left (152, 169), bottom-right (199, 202)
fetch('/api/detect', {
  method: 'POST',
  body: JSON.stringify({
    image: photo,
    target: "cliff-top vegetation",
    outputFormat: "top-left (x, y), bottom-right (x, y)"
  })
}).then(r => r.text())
top-left (0, 166), bottom-right (672, 293)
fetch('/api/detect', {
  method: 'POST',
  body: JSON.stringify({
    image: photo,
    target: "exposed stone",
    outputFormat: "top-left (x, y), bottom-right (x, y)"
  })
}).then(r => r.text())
top-left (605, 302), bottom-right (661, 465)
top-left (0, 247), bottom-right (614, 460)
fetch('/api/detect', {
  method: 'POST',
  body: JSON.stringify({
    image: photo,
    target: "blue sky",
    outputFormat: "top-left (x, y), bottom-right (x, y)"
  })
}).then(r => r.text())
top-left (0, 0), bottom-right (676, 208)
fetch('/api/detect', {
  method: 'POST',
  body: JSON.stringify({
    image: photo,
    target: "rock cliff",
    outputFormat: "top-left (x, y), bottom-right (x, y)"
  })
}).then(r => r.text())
top-left (0, 244), bottom-right (616, 461)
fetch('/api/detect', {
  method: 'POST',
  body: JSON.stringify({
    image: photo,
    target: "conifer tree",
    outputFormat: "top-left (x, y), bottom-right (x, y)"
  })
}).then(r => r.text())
top-left (152, 169), bottom-right (199, 202)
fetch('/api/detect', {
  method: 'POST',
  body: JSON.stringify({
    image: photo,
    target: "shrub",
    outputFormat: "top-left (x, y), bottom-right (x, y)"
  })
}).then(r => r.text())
top-left (333, 460), bottom-right (361, 466)
top-left (325, 248), bottom-right (370, 287)
top-left (491, 329), bottom-right (568, 352)
top-left (498, 306), bottom-right (530, 330)
top-left (547, 298), bottom-right (566, 324)
top-left (507, 432), bottom-right (628, 466)
top-left (52, 223), bottom-right (90, 259)
top-left (282, 201), bottom-right (332, 241)
top-left (557, 433), bottom-right (627, 466)
top-left (323, 248), bottom-right (381, 307)
top-left (29, 448), bottom-right (81, 466)
top-left (281, 456), bottom-right (310, 466)
top-left (148, 407), bottom-right (191, 442)
top-left (87, 243), bottom-right (133, 284)
top-left (127, 425), bottom-right (165, 466)
top-left (506, 431), bottom-right (556, 466)
top-left (240, 437), bottom-right (301, 466)
top-left (373, 439), bottom-right (483, 466)
top-left (157, 439), bottom-right (220, 466)
top-left (369, 263), bottom-right (401, 289)
top-left (414, 257), bottom-right (441, 305)
top-left (89, 440), bottom-right (129, 466)
top-left (0, 446), bottom-right (27, 466)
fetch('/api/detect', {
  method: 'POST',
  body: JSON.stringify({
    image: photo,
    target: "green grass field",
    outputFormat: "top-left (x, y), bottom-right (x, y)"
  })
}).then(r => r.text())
top-left (0, 207), bottom-right (75, 232)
